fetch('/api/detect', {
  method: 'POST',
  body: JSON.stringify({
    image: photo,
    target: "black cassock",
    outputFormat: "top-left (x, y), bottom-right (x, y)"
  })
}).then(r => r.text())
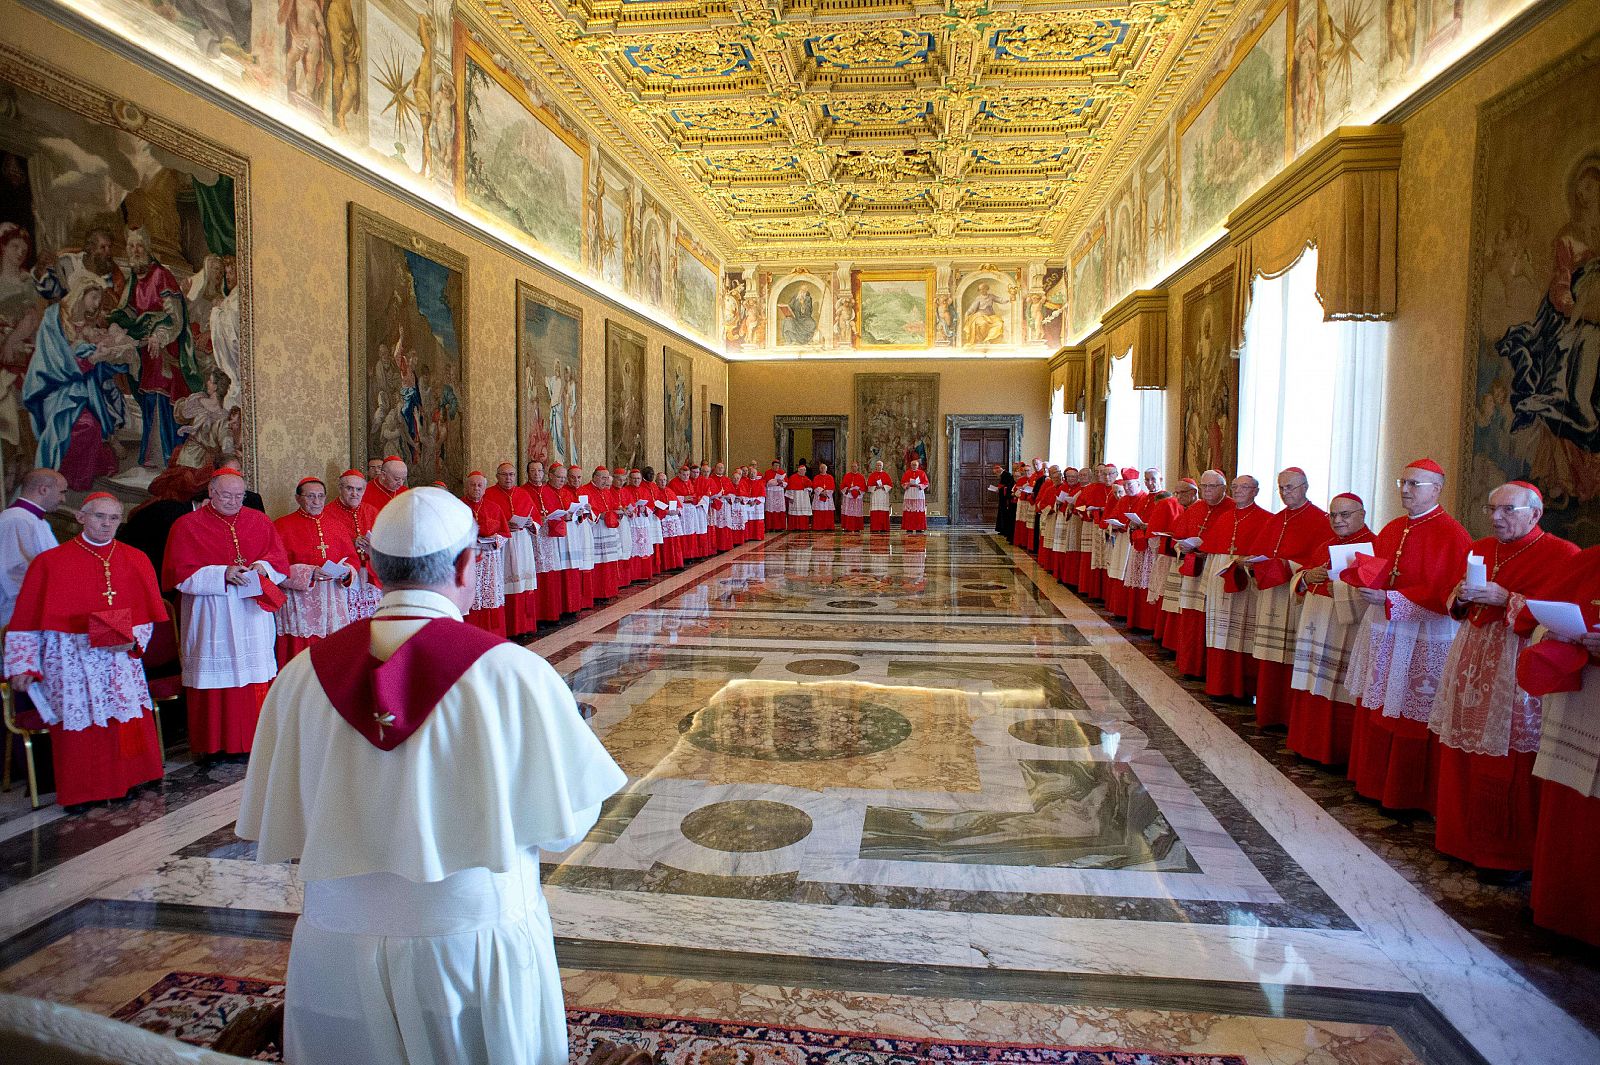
top-left (996, 472), bottom-right (1016, 537)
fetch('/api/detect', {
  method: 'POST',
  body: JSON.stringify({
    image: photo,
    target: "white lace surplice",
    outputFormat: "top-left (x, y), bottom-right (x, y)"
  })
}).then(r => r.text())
top-left (1346, 593), bottom-right (1459, 721)
top-left (1429, 597), bottom-right (1541, 757)
top-left (902, 485), bottom-right (927, 514)
top-left (1291, 585), bottom-right (1365, 702)
top-left (1535, 663), bottom-right (1600, 798)
top-left (177, 563), bottom-right (285, 688)
top-left (471, 543), bottom-right (507, 610)
top-left (278, 567), bottom-right (352, 639)
top-left (1203, 562), bottom-right (1256, 653)
top-left (4, 625), bottom-right (155, 731)
top-left (501, 529), bottom-right (539, 594)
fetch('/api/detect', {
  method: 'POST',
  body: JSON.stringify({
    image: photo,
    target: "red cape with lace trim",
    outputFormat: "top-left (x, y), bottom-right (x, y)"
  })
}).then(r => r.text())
top-left (161, 504), bottom-right (289, 591)
top-left (12, 537), bottom-right (168, 635)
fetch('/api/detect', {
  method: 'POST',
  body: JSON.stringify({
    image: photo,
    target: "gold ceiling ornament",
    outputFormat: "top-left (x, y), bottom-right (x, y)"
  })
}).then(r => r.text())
top-left (473, 0), bottom-right (1238, 261)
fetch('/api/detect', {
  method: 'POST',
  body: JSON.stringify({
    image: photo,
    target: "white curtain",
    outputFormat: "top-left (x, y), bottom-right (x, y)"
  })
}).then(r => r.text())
top-left (1050, 389), bottom-right (1088, 470)
top-left (1103, 350), bottom-right (1140, 470)
top-left (1136, 387), bottom-right (1167, 476)
top-left (1237, 247), bottom-right (1386, 508)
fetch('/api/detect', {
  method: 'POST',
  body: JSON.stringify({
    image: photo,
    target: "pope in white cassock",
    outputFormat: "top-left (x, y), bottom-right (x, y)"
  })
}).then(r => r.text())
top-left (237, 487), bottom-right (627, 1065)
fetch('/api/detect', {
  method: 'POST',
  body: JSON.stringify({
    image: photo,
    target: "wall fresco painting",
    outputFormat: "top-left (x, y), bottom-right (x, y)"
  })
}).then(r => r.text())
top-left (349, 204), bottom-right (467, 489)
top-left (775, 277), bottom-right (823, 347)
top-left (1068, 229), bottom-right (1106, 342)
top-left (1178, 1), bottom-right (1291, 250)
top-left (854, 270), bottom-right (934, 350)
top-left (1463, 37), bottom-right (1600, 543)
top-left (456, 30), bottom-right (586, 266)
top-left (855, 373), bottom-right (939, 502)
top-left (674, 236), bottom-right (718, 340)
top-left (515, 282), bottom-right (581, 473)
top-left (0, 51), bottom-right (252, 501)
top-left (605, 319), bottom-right (647, 470)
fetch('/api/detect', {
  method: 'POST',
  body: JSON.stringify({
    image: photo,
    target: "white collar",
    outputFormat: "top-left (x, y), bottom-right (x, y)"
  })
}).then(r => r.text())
top-left (375, 588), bottom-right (464, 622)
top-left (1409, 504), bottom-right (1440, 519)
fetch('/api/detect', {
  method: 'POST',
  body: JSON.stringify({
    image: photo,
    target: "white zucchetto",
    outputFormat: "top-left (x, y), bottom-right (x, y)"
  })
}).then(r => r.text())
top-left (368, 487), bottom-right (474, 558)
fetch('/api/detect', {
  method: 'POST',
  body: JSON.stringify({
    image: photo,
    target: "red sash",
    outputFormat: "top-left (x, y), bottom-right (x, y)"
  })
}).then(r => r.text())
top-left (310, 617), bottom-right (506, 750)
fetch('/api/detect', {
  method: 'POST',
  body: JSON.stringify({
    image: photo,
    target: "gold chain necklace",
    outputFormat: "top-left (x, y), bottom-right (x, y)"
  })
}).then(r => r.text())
top-left (72, 537), bottom-right (117, 606)
top-left (211, 507), bottom-right (246, 566)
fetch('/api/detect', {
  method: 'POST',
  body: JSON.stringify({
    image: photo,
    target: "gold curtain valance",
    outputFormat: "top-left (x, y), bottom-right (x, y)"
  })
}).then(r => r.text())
top-left (1224, 125), bottom-right (1403, 351)
top-left (1100, 288), bottom-right (1169, 390)
top-left (1054, 344), bottom-right (1087, 415)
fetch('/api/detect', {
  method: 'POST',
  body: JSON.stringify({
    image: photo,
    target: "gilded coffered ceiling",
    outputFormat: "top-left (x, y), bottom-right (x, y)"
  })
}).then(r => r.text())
top-left (469, 0), bottom-right (1239, 263)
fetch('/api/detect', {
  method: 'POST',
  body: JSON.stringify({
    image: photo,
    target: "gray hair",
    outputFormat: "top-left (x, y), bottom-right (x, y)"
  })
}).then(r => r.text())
top-left (370, 528), bottom-right (476, 588)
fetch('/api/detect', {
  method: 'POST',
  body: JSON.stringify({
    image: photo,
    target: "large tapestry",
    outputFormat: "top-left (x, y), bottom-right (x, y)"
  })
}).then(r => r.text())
top-left (516, 282), bottom-right (581, 472)
top-left (663, 347), bottom-right (693, 477)
top-left (1463, 36), bottom-right (1600, 543)
top-left (854, 271), bottom-right (933, 350)
top-left (855, 373), bottom-right (939, 503)
top-left (349, 204), bottom-right (467, 489)
top-left (1178, 0), bottom-right (1290, 250)
top-left (0, 49), bottom-right (252, 501)
top-left (605, 320), bottom-right (647, 470)
top-left (1180, 268), bottom-right (1237, 481)
top-left (456, 29), bottom-right (586, 266)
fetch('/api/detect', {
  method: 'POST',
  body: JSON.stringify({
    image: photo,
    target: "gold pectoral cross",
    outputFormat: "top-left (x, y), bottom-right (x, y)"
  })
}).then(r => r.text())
top-left (373, 710), bottom-right (396, 740)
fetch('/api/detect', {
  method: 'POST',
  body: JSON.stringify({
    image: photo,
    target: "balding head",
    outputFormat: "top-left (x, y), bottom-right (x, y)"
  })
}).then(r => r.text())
top-left (1277, 468), bottom-right (1308, 509)
top-left (381, 459), bottom-right (408, 492)
top-left (1176, 480), bottom-right (1199, 506)
top-left (338, 473), bottom-right (366, 509)
top-left (1198, 470), bottom-right (1227, 505)
top-left (495, 462), bottom-right (516, 490)
top-left (1230, 475), bottom-right (1259, 507)
top-left (209, 473), bottom-right (247, 517)
top-left (19, 468), bottom-right (66, 510)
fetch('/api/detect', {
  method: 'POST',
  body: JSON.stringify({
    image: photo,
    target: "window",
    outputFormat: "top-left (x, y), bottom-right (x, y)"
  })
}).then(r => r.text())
top-left (1237, 247), bottom-right (1386, 507)
top-left (1103, 351), bottom-right (1140, 471)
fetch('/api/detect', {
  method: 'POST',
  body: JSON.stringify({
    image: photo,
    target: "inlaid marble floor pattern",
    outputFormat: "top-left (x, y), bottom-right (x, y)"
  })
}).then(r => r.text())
top-left (0, 531), bottom-right (1593, 1065)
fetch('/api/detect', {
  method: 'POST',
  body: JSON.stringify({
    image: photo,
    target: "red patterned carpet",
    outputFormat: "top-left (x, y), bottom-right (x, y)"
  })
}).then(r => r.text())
top-left (114, 971), bottom-right (1248, 1064)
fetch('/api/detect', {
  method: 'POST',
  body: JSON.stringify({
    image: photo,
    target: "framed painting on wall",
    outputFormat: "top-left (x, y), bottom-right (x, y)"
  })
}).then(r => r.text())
top-left (0, 46), bottom-right (255, 501)
top-left (853, 270), bottom-right (935, 350)
top-left (1461, 34), bottom-right (1600, 543)
top-left (1179, 267), bottom-right (1238, 481)
top-left (855, 373), bottom-right (939, 503)
top-left (1068, 227), bottom-right (1106, 342)
top-left (455, 26), bottom-right (587, 266)
top-left (349, 204), bottom-right (468, 490)
top-left (515, 282), bottom-right (582, 474)
top-left (674, 237), bottom-right (719, 340)
top-left (663, 347), bottom-right (693, 477)
top-left (605, 320), bottom-right (647, 470)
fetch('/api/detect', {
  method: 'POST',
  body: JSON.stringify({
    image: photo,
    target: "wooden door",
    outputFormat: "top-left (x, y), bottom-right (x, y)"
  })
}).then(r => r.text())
top-left (957, 428), bottom-right (1010, 525)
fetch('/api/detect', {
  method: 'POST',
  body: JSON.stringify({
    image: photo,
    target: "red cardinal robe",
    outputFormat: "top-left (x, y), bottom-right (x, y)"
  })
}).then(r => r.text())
top-left (6, 537), bottom-right (168, 805)
top-left (163, 504), bottom-right (289, 755)
top-left (1133, 495), bottom-right (1184, 633)
top-left (867, 472), bottom-right (893, 533)
top-left (1167, 498), bottom-right (1226, 671)
top-left (1201, 502), bottom-right (1271, 697)
top-left (811, 473), bottom-right (837, 532)
top-left (523, 482), bottom-right (569, 621)
top-left (487, 483), bottom-right (541, 635)
top-left (1431, 528), bottom-right (1576, 870)
top-left (464, 496), bottom-right (510, 635)
top-left (1520, 547), bottom-right (1600, 945)
top-left (786, 473), bottom-right (814, 531)
top-left (1287, 526), bottom-right (1374, 765)
top-left (900, 469), bottom-right (930, 533)
top-left (273, 508), bottom-right (359, 664)
top-left (1248, 503), bottom-right (1330, 724)
top-left (1347, 507), bottom-right (1470, 812)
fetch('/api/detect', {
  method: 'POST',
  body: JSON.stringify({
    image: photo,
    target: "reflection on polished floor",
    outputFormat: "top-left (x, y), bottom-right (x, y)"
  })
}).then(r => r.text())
top-left (1, 531), bottom-right (1595, 1065)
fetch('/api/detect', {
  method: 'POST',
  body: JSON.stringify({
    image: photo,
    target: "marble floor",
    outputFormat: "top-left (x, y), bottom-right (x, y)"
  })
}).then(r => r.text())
top-left (0, 530), bottom-right (1594, 1064)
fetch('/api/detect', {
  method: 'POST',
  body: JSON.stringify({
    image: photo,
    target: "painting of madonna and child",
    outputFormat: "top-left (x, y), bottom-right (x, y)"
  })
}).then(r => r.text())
top-left (1466, 45), bottom-right (1600, 544)
top-left (0, 69), bottom-right (249, 509)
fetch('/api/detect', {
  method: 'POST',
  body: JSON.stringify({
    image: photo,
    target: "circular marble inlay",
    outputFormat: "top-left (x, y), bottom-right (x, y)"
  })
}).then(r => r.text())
top-left (825, 598), bottom-right (881, 609)
top-left (680, 800), bottom-right (814, 853)
top-left (963, 581), bottom-right (1009, 592)
top-left (679, 690), bottom-right (912, 761)
top-left (785, 658), bottom-right (861, 676)
top-left (1008, 716), bottom-right (1106, 748)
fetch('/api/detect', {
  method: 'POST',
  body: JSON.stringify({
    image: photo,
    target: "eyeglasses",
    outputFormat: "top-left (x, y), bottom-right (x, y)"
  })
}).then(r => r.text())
top-left (1395, 479), bottom-right (1440, 490)
top-left (1480, 505), bottom-right (1533, 517)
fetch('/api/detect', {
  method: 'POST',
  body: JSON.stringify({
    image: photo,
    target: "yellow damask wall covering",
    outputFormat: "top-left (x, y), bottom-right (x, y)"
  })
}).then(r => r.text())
top-left (0, 0), bottom-right (727, 516)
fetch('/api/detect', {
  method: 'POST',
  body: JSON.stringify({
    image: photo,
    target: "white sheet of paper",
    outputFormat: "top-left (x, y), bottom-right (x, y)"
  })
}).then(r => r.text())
top-left (25, 685), bottom-right (58, 726)
top-left (986, 485), bottom-right (998, 493)
top-left (545, 508), bottom-right (569, 521)
top-left (317, 559), bottom-right (347, 579)
top-left (1326, 542), bottom-right (1374, 584)
top-left (509, 516), bottom-right (533, 530)
top-left (1465, 553), bottom-right (1487, 590)
top-left (1104, 519), bottom-right (1126, 529)
top-left (1527, 600), bottom-right (1590, 641)
top-left (1242, 554), bottom-right (1269, 564)
top-left (1178, 536), bottom-right (1202, 551)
